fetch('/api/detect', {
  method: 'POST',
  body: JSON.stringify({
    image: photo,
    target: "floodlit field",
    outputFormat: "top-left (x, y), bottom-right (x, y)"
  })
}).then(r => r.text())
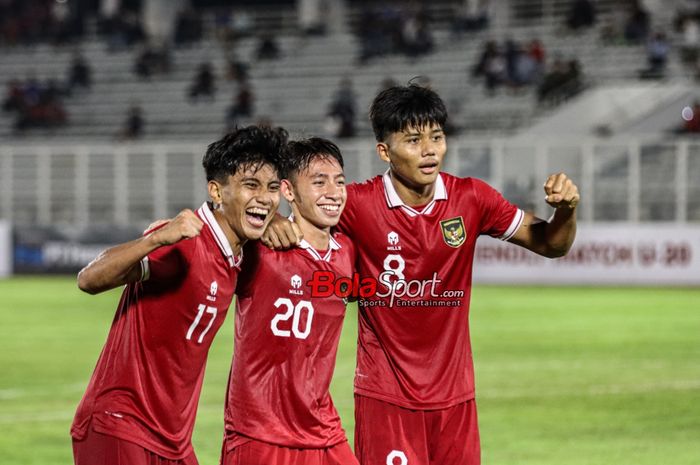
top-left (0, 277), bottom-right (698, 465)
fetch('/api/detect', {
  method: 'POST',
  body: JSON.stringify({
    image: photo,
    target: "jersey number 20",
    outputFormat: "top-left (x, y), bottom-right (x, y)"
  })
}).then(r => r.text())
top-left (271, 298), bottom-right (314, 339)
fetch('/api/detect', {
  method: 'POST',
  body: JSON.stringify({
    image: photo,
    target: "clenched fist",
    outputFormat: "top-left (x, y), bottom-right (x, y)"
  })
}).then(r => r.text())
top-left (150, 209), bottom-right (203, 246)
top-left (544, 173), bottom-right (580, 210)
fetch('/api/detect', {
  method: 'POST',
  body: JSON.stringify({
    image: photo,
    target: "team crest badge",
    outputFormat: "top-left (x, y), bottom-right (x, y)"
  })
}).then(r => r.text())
top-left (440, 217), bottom-right (466, 248)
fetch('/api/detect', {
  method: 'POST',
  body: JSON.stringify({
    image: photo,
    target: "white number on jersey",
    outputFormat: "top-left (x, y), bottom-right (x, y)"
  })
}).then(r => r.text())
top-left (386, 450), bottom-right (408, 465)
top-left (383, 254), bottom-right (406, 280)
top-left (186, 304), bottom-right (218, 343)
top-left (271, 298), bottom-right (315, 340)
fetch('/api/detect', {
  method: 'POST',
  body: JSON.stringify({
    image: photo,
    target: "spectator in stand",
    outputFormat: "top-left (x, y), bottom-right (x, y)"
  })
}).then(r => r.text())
top-left (67, 52), bottom-right (91, 91)
top-left (188, 63), bottom-right (216, 101)
top-left (452, 0), bottom-right (490, 34)
top-left (231, 9), bottom-right (254, 38)
top-left (174, 7), bottom-right (203, 47)
top-left (14, 78), bottom-right (68, 132)
top-left (472, 40), bottom-right (506, 95)
top-left (356, 5), bottom-right (406, 64)
top-left (504, 39), bottom-right (519, 84)
top-left (624, 0), bottom-right (651, 44)
top-left (678, 14), bottom-right (700, 65)
top-left (566, 0), bottom-right (596, 30)
top-left (0, 0), bottom-right (45, 45)
top-left (225, 58), bottom-right (249, 84)
top-left (2, 79), bottom-right (25, 113)
top-left (256, 33), bottom-right (281, 60)
top-left (511, 43), bottom-right (540, 88)
top-left (538, 58), bottom-right (583, 106)
top-left (357, 7), bottom-right (385, 63)
top-left (400, 7), bottom-right (433, 58)
top-left (50, 0), bottom-right (81, 45)
top-left (0, 0), bottom-right (83, 46)
top-left (538, 58), bottom-right (567, 104)
top-left (134, 44), bottom-right (172, 79)
top-left (118, 104), bottom-right (144, 140)
top-left (326, 77), bottom-right (357, 138)
top-left (100, 9), bottom-right (145, 52)
top-left (528, 39), bottom-right (546, 67)
top-left (298, 0), bottom-right (328, 35)
top-left (134, 47), bottom-right (154, 79)
top-left (214, 7), bottom-right (233, 44)
top-left (523, 38), bottom-right (547, 85)
top-left (639, 32), bottom-right (670, 79)
top-left (225, 83), bottom-right (255, 132)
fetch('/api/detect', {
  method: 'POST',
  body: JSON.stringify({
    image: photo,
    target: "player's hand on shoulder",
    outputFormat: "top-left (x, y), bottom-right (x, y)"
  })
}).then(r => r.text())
top-left (544, 173), bottom-right (580, 210)
top-left (261, 215), bottom-right (303, 249)
top-left (150, 209), bottom-right (203, 246)
top-left (144, 218), bottom-right (171, 234)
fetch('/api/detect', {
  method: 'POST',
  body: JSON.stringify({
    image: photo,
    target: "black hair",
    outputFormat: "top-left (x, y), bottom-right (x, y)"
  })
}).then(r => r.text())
top-left (282, 137), bottom-right (344, 180)
top-left (369, 83), bottom-right (447, 142)
top-left (202, 125), bottom-right (288, 183)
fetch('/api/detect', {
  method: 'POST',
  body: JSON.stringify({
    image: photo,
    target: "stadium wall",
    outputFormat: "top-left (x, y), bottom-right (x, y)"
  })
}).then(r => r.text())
top-left (0, 220), bottom-right (10, 277)
top-left (6, 222), bottom-right (700, 286)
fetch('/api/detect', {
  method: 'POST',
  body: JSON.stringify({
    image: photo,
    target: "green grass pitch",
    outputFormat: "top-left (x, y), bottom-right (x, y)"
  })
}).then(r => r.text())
top-left (1, 277), bottom-right (699, 464)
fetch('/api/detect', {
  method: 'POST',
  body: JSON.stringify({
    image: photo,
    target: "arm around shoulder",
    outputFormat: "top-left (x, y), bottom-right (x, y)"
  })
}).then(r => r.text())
top-left (77, 209), bottom-right (203, 294)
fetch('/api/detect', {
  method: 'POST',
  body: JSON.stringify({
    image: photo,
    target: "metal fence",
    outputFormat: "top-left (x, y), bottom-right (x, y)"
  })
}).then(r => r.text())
top-left (1, 137), bottom-right (698, 228)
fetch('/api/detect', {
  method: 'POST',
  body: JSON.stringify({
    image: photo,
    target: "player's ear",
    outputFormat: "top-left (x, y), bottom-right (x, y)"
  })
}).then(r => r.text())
top-left (281, 179), bottom-right (295, 203)
top-left (207, 180), bottom-right (223, 206)
top-left (376, 142), bottom-right (390, 163)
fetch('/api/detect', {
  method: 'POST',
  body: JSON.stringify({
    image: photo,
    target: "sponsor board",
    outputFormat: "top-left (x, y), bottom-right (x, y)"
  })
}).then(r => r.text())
top-left (13, 226), bottom-right (140, 274)
top-left (474, 223), bottom-right (700, 285)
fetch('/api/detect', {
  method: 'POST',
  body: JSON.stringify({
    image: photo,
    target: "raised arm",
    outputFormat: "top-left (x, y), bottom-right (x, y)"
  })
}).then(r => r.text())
top-left (77, 209), bottom-right (203, 294)
top-left (508, 173), bottom-right (579, 258)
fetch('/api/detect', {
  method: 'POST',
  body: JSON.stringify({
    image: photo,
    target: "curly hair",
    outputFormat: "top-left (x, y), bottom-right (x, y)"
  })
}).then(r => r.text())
top-left (202, 125), bottom-right (288, 183)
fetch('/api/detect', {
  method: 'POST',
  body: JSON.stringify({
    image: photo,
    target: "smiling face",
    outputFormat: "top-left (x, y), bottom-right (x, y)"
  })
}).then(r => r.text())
top-left (209, 162), bottom-right (281, 245)
top-left (282, 156), bottom-right (346, 232)
top-left (377, 123), bottom-right (446, 193)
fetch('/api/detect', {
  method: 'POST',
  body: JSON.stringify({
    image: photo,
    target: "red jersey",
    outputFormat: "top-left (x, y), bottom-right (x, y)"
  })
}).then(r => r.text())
top-left (71, 203), bottom-right (240, 459)
top-left (338, 172), bottom-right (523, 410)
top-left (224, 234), bottom-right (355, 449)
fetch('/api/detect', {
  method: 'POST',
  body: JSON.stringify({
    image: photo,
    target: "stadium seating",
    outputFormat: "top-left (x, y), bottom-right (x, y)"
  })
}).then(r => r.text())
top-left (0, 0), bottom-right (685, 142)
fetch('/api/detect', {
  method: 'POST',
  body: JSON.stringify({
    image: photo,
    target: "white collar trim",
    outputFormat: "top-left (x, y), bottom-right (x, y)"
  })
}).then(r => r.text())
top-left (289, 214), bottom-right (341, 262)
top-left (198, 202), bottom-right (242, 268)
top-left (382, 170), bottom-right (447, 217)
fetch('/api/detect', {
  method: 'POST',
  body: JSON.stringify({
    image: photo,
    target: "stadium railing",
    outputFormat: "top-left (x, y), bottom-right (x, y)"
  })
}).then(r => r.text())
top-left (1, 136), bottom-right (698, 228)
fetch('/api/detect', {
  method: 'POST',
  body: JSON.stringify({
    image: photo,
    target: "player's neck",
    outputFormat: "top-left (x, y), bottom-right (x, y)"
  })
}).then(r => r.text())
top-left (294, 215), bottom-right (331, 251)
top-left (213, 209), bottom-right (245, 256)
top-left (389, 171), bottom-right (436, 207)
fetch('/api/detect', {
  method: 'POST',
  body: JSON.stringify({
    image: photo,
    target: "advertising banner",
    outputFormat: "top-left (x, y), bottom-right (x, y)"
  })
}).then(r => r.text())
top-left (474, 223), bottom-right (700, 286)
top-left (13, 226), bottom-right (140, 274)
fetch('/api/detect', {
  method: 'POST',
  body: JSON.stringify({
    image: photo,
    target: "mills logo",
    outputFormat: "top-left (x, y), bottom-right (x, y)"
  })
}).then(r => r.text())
top-left (387, 231), bottom-right (401, 251)
top-left (387, 231), bottom-right (399, 245)
top-left (289, 274), bottom-right (303, 295)
top-left (207, 281), bottom-right (218, 301)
